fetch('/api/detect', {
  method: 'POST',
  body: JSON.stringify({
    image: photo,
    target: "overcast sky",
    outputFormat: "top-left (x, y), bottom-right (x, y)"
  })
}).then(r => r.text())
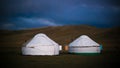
top-left (0, 0), bottom-right (120, 30)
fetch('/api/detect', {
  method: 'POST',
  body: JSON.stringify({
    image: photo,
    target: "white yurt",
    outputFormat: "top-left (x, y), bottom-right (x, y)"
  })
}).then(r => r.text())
top-left (68, 35), bottom-right (101, 54)
top-left (22, 33), bottom-right (59, 56)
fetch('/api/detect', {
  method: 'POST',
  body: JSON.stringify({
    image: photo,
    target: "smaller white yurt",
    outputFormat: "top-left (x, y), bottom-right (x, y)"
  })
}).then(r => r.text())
top-left (22, 33), bottom-right (59, 56)
top-left (68, 35), bottom-right (101, 54)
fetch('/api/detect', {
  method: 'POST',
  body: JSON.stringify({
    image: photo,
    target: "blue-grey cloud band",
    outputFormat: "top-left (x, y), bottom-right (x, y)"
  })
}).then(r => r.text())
top-left (0, 0), bottom-right (120, 30)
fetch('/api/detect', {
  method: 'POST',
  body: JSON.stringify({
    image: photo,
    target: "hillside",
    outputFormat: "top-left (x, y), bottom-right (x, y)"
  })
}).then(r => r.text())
top-left (0, 25), bottom-right (120, 68)
top-left (1, 25), bottom-right (120, 48)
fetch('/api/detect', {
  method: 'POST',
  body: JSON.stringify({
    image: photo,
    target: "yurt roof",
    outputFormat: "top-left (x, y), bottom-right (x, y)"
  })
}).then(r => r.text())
top-left (25, 33), bottom-right (59, 47)
top-left (69, 35), bottom-right (99, 46)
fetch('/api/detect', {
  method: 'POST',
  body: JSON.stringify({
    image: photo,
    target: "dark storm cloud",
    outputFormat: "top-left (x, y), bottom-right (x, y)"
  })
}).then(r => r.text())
top-left (1, 0), bottom-right (120, 17)
top-left (0, 0), bottom-right (50, 17)
top-left (107, 0), bottom-right (120, 6)
top-left (0, 0), bottom-right (120, 29)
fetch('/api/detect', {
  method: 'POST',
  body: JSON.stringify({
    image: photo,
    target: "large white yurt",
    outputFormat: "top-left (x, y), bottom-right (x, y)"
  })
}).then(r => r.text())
top-left (68, 35), bottom-right (101, 54)
top-left (22, 33), bottom-right (59, 56)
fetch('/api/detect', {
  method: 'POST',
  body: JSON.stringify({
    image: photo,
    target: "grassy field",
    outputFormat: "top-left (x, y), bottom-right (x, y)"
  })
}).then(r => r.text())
top-left (0, 25), bottom-right (120, 68)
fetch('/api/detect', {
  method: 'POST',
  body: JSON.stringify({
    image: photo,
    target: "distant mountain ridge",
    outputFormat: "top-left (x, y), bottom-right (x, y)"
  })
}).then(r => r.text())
top-left (0, 25), bottom-right (120, 52)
